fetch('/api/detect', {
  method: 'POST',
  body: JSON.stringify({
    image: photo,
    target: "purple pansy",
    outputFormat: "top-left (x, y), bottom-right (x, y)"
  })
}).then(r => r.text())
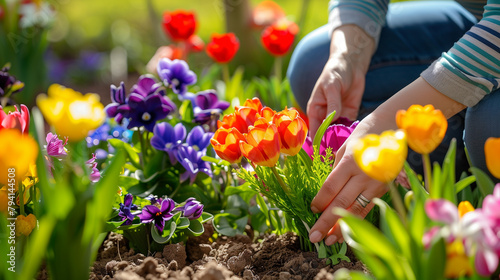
top-left (151, 122), bottom-right (187, 165)
top-left (130, 75), bottom-right (163, 97)
top-left (176, 145), bottom-right (212, 184)
top-left (104, 82), bottom-right (127, 123)
top-left (186, 126), bottom-right (214, 152)
top-left (118, 193), bottom-right (139, 226)
top-left (138, 198), bottom-right (176, 233)
top-left (0, 66), bottom-right (23, 97)
top-left (192, 90), bottom-right (230, 129)
top-left (302, 117), bottom-right (359, 159)
top-left (157, 58), bottom-right (196, 95)
top-left (120, 93), bottom-right (173, 132)
top-left (178, 197), bottom-right (204, 220)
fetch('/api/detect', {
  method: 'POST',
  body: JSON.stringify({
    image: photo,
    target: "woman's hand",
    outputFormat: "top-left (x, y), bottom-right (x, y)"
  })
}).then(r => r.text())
top-left (307, 25), bottom-right (375, 139)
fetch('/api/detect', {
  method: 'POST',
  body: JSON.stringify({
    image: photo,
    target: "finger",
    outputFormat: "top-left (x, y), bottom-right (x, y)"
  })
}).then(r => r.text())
top-left (310, 159), bottom-right (351, 213)
top-left (309, 175), bottom-right (367, 243)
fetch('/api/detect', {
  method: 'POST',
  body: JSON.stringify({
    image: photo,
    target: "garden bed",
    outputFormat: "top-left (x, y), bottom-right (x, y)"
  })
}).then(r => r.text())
top-left (82, 223), bottom-right (365, 280)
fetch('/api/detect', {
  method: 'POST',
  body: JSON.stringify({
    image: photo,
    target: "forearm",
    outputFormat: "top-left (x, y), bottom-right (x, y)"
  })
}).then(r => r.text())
top-left (329, 25), bottom-right (376, 74)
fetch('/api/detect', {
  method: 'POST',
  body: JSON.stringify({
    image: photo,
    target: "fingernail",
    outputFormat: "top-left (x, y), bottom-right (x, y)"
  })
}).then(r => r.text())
top-left (311, 206), bottom-right (319, 213)
top-left (309, 231), bottom-right (322, 243)
top-left (325, 235), bottom-right (337, 246)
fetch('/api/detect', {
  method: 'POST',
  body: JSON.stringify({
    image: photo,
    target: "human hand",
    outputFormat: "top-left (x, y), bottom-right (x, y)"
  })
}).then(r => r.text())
top-left (307, 25), bottom-right (375, 138)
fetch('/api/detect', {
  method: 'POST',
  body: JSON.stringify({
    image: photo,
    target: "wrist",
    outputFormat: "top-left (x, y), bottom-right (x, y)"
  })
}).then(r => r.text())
top-left (329, 25), bottom-right (376, 73)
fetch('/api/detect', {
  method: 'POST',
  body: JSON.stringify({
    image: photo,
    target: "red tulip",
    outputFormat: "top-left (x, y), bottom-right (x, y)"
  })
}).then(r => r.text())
top-left (187, 35), bottom-right (205, 52)
top-left (211, 127), bottom-right (246, 163)
top-left (162, 10), bottom-right (197, 41)
top-left (261, 18), bottom-right (299, 56)
top-left (0, 104), bottom-right (30, 134)
top-left (206, 33), bottom-right (240, 63)
top-left (239, 123), bottom-right (281, 167)
top-left (251, 0), bottom-right (286, 29)
top-left (273, 108), bottom-right (308, 156)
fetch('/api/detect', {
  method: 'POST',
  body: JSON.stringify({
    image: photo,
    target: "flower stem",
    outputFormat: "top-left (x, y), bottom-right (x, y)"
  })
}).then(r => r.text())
top-left (271, 166), bottom-right (289, 193)
top-left (274, 56), bottom-right (282, 82)
top-left (388, 181), bottom-right (407, 226)
top-left (138, 128), bottom-right (147, 168)
top-left (422, 153), bottom-right (432, 193)
top-left (222, 63), bottom-right (231, 89)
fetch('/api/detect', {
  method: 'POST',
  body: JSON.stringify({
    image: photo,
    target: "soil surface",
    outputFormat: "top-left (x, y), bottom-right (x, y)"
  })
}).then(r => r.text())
top-left (86, 223), bottom-right (367, 280)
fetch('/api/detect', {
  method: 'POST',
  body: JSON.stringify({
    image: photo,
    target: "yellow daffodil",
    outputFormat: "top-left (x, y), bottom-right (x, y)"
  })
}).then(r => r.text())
top-left (22, 163), bottom-right (38, 190)
top-left (15, 214), bottom-right (37, 236)
top-left (396, 104), bottom-right (447, 154)
top-left (0, 129), bottom-right (39, 186)
top-left (353, 130), bottom-right (407, 183)
top-left (484, 137), bottom-right (500, 179)
top-left (445, 239), bottom-right (473, 278)
top-left (36, 84), bottom-right (105, 142)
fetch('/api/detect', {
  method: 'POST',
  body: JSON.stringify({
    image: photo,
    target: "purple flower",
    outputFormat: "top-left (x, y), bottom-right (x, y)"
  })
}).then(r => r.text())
top-left (46, 132), bottom-right (68, 157)
top-left (0, 66), bottom-right (24, 97)
top-left (176, 145), bottom-right (212, 184)
top-left (186, 126), bottom-right (214, 152)
top-left (120, 93), bottom-right (174, 132)
top-left (130, 75), bottom-right (163, 97)
top-left (119, 194), bottom-right (138, 225)
top-left (86, 154), bottom-right (101, 182)
top-left (105, 82), bottom-right (127, 123)
top-left (86, 123), bottom-right (111, 147)
top-left (151, 122), bottom-right (187, 165)
top-left (157, 58), bottom-right (196, 95)
top-left (192, 90), bottom-right (229, 128)
top-left (138, 198), bottom-right (175, 233)
top-left (178, 197), bottom-right (204, 220)
top-left (302, 117), bottom-right (359, 159)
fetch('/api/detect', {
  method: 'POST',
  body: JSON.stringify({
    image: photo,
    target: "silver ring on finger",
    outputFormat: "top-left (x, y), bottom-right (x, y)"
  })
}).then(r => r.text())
top-left (355, 194), bottom-right (370, 208)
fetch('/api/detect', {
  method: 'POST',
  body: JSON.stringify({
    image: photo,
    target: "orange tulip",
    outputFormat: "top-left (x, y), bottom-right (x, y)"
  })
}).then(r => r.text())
top-left (218, 113), bottom-right (248, 134)
top-left (239, 123), bottom-right (281, 167)
top-left (211, 128), bottom-right (246, 164)
top-left (485, 137), bottom-right (500, 179)
top-left (241, 98), bottom-right (263, 112)
top-left (273, 108), bottom-right (308, 156)
top-left (259, 107), bottom-right (276, 124)
top-left (396, 104), bottom-right (447, 154)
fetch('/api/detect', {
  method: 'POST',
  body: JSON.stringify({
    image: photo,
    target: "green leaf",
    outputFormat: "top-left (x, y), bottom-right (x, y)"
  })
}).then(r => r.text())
top-left (151, 220), bottom-right (176, 244)
top-left (297, 148), bottom-right (313, 174)
top-left (108, 139), bottom-right (141, 168)
top-left (188, 219), bottom-right (204, 236)
top-left (423, 238), bottom-right (446, 280)
top-left (313, 110), bottom-right (336, 148)
top-left (469, 167), bottom-right (495, 197)
top-left (455, 175), bottom-right (476, 194)
top-left (224, 183), bottom-right (256, 196)
top-left (176, 217), bottom-right (190, 229)
top-left (202, 155), bottom-right (231, 166)
top-left (200, 212), bottom-right (214, 223)
top-left (179, 99), bottom-right (194, 122)
top-left (213, 213), bottom-right (247, 236)
top-left (375, 199), bottom-right (412, 260)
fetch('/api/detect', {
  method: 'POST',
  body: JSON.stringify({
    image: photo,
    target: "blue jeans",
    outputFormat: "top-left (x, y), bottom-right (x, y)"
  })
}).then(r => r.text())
top-left (287, 1), bottom-right (500, 180)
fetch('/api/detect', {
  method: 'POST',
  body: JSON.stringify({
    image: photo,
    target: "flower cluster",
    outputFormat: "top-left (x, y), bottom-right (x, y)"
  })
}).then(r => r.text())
top-left (151, 123), bottom-right (214, 183)
top-left (424, 185), bottom-right (500, 277)
top-left (211, 98), bottom-right (308, 166)
top-left (118, 194), bottom-right (204, 233)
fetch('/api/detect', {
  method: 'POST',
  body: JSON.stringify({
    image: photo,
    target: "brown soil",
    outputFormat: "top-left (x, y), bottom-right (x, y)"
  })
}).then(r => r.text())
top-left (88, 223), bottom-right (368, 280)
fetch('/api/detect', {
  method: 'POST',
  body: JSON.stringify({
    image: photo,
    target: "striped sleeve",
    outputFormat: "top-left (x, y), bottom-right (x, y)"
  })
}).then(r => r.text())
top-left (421, 0), bottom-right (500, 107)
top-left (328, 0), bottom-right (389, 44)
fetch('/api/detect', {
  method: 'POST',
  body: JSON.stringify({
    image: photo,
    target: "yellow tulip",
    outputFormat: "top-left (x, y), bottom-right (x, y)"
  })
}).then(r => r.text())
top-left (457, 201), bottom-right (474, 218)
top-left (353, 130), bottom-right (408, 183)
top-left (37, 84), bottom-right (105, 142)
top-left (0, 129), bottom-right (39, 186)
top-left (484, 137), bottom-right (500, 179)
top-left (396, 104), bottom-right (447, 154)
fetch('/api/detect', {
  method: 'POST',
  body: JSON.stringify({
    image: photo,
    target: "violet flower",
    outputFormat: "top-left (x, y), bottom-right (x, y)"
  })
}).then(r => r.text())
top-left (0, 66), bottom-right (24, 97)
top-left (192, 90), bottom-right (230, 128)
top-left (130, 75), bottom-right (163, 97)
top-left (178, 197), bottom-right (204, 220)
top-left (186, 126), bottom-right (214, 152)
top-left (86, 154), bottom-right (101, 182)
top-left (120, 93), bottom-right (173, 132)
top-left (104, 82), bottom-right (127, 124)
top-left (138, 198), bottom-right (175, 233)
top-left (151, 122), bottom-right (187, 165)
top-left (302, 117), bottom-right (359, 159)
top-left (157, 58), bottom-right (196, 95)
top-left (118, 193), bottom-right (138, 225)
top-left (176, 145), bottom-right (212, 184)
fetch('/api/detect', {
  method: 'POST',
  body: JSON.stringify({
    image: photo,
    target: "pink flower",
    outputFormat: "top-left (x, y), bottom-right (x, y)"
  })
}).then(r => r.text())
top-left (46, 132), bottom-right (68, 157)
top-left (302, 117), bottom-right (358, 159)
top-left (86, 154), bottom-right (101, 183)
top-left (0, 104), bottom-right (30, 134)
